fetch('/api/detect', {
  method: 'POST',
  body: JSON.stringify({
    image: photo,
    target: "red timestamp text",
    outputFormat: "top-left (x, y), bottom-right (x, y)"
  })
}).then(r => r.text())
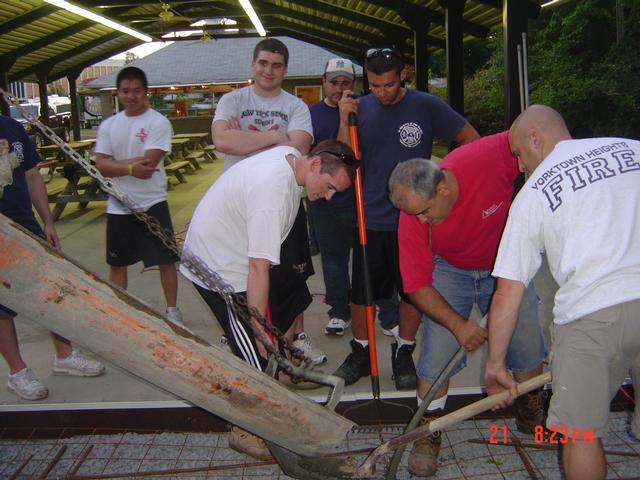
top-left (535, 425), bottom-right (595, 445)
top-left (487, 424), bottom-right (595, 445)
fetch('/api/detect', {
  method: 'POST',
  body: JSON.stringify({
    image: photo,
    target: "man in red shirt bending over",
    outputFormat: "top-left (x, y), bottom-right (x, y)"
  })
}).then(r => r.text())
top-left (388, 131), bottom-right (547, 477)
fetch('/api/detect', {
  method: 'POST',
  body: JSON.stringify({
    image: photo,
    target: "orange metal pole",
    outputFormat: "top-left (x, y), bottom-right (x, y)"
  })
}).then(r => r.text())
top-left (348, 113), bottom-right (380, 398)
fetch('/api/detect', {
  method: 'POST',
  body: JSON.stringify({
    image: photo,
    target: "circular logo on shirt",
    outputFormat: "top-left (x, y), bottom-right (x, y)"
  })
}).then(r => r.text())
top-left (398, 122), bottom-right (423, 148)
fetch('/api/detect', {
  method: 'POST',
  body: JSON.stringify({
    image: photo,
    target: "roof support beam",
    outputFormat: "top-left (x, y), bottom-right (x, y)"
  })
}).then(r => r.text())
top-left (412, 22), bottom-right (431, 93)
top-left (503, 0), bottom-right (529, 127)
top-left (67, 68), bottom-right (84, 141)
top-left (267, 20), bottom-right (368, 51)
top-left (0, 58), bottom-right (15, 116)
top-left (10, 32), bottom-right (124, 82)
top-left (0, 20), bottom-right (94, 62)
top-left (365, 0), bottom-right (489, 38)
top-left (268, 28), bottom-right (361, 59)
top-left (37, 73), bottom-right (50, 127)
top-left (50, 40), bottom-right (139, 83)
top-left (474, 0), bottom-right (540, 19)
top-left (0, 5), bottom-right (57, 35)
top-left (445, 0), bottom-right (466, 114)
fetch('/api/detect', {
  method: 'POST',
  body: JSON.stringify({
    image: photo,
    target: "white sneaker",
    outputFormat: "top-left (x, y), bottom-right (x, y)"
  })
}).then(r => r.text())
top-left (293, 333), bottom-right (327, 365)
top-left (325, 318), bottom-right (351, 336)
top-left (218, 335), bottom-right (232, 353)
top-left (165, 306), bottom-right (184, 326)
top-left (7, 368), bottom-right (49, 400)
top-left (53, 350), bottom-right (105, 377)
top-left (382, 325), bottom-right (400, 341)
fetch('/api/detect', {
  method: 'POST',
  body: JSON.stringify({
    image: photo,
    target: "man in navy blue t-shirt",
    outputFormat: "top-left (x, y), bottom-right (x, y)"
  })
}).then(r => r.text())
top-left (309, 59), bottom-right (401, 340)
top-left (333, 48), bottom-right (479, 393)
top-left (0, 115), bottom-right (104, 401)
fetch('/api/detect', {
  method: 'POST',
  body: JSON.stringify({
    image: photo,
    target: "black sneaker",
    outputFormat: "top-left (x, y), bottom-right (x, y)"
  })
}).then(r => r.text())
top-left (391, 342), bottom-right (417, 390)
top-left (515, 387), bottom-right (549, 434)
top-left (333, 340), bottom-right (370, 386)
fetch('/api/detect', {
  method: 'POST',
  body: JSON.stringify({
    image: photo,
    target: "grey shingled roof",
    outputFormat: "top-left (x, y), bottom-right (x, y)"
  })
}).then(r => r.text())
top-left (87, 36), bottom-right (362, 90)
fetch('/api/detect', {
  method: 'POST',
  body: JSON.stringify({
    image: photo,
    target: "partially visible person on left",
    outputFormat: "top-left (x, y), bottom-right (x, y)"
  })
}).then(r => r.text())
top-left (0, 114), bottom-right (104, 401)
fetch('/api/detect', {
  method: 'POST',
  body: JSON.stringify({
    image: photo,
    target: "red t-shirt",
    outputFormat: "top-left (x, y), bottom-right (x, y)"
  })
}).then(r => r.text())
top-left (399, 131), bottom-right (519, 293)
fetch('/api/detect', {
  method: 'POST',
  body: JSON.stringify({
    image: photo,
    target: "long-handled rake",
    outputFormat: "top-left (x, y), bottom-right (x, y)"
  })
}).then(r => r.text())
top-left (341, 112), bottom-right (414, 423)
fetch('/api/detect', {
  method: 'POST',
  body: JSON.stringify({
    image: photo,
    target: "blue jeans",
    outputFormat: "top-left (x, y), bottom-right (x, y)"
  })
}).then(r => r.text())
top-left (309, 201), bottom-right (400, 328)
top-left (417, 256), bottom-right (547, 383)
top-left (309, 201), bottom-right (354, 321)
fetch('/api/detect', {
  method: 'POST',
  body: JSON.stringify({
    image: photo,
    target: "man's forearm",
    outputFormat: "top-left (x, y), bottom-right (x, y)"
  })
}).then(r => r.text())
top-left (487, 278), bottom-right (525, 366)
top-left (246, 258), bottom-right (270, 321)
top-left (25, 168), bottom-right (54, 226)
top-left (214, 129), bottom-right (282, 156)
top-left (408, 285), bottom-right (465, 333)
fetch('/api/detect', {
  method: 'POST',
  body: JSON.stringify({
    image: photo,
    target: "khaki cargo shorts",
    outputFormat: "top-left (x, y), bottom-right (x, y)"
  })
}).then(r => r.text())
top-left (548, 299), bottom-right (640, 438)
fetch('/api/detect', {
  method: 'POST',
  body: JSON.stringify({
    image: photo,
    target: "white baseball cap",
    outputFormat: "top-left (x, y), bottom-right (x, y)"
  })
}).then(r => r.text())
top-left (324, 58), bottom-right (356, 81)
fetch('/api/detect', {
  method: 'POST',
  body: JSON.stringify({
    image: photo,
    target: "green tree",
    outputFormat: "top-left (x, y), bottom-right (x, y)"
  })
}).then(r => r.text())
top-left (462, 0), bottom-right (639, 137)
top-left (464, 29), bottom-right (505, 135)
top-left (529, 0), bottom-right (639, 137)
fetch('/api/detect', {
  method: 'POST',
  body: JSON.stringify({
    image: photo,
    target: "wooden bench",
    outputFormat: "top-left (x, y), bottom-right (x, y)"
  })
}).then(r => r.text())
top-left (184, 151), bottom-right (205, 170)
top-left (38, 159), bottom-right (62, 183)
top-left (203, 144), bottom-right (217, 163)
top-left (46, 182), bottom-right (66, 201)
top-left (165, 160), bottom-right (194, 187)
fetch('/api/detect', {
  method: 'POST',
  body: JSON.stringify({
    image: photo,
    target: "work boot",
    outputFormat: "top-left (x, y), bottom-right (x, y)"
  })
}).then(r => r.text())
top-left (333, 339), bottom-right (370, 386)
top-left (229, 426), bottom-right (273, 461)
top-left (408, 415), bottom-right (442, 477)
top-left (391, 342), bottom-right (417, 390)
top-left (514, 387), bottom-right (549, 434)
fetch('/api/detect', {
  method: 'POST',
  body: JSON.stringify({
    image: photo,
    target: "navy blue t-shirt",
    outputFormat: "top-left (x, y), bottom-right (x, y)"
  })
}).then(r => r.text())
top-left (0, 115), bottom-right (44, 235)
top-left (357, 90), bottom-right (466, 230)
top-left (309, 100), bottom-right (355, 211)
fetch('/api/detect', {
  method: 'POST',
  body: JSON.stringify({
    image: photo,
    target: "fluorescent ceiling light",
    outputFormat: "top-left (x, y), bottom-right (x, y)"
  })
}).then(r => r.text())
top-left (190, 18), bottom-right (237, 27)
top-left (161, 30), bottom-right (203, 39)
top-left (541, 0), bottom-right (573, 8)
top-left (238, 0), bottom-right (266, 37)
top-left (43, 0), bottom-right (152, 42)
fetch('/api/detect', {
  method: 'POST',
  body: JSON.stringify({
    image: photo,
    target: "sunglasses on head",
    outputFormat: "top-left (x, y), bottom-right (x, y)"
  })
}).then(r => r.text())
top-left (315, 150), bottom-right (359, 166)
top-left (366, 48), bottom-right (401, 60)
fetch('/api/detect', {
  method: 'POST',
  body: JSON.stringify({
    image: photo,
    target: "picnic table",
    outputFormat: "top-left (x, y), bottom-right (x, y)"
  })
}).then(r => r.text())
top-left (172, 132), bottom-right (209, 151)
top-left (37, 139), bottom-right (96, 183)
top-left (40, 140), bottom-right (105, 220)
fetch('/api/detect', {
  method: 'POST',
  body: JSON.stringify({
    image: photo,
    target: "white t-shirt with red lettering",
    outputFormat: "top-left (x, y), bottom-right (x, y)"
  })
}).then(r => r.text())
top-left (95, 108), bottom-right (172, 214)
top-left (213, 86), bottom-right (313, 171)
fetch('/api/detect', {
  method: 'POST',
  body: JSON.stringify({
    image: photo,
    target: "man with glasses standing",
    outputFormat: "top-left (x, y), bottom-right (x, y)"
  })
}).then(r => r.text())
top-left (333, 47), bottom-right (479, 393)
top-left (309, 59), bottom-right (400, 339)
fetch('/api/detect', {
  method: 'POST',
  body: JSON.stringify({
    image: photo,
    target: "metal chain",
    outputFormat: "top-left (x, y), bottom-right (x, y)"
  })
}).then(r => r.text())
top-left (1, 88), bottom-right (311, 374)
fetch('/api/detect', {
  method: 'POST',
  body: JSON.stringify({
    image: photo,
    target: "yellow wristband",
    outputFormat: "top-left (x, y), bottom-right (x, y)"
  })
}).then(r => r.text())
top-left (127, 164), bottom-right (133, 176)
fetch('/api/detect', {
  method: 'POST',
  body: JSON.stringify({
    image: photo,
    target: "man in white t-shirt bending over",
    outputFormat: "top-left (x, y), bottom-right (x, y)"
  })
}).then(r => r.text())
top-left (212, 37), bottom-right (313, 170)
top-left (485, 105), bottom-right (640, 480)
top-left (181, 139), bottom-right (356, 367)
top-left (95, 66), bottom-right (182, 324)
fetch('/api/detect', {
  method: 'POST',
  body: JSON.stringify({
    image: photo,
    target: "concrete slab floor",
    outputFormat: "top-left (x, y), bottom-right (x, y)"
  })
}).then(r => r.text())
top-left (1, 411), bottom-right (639, 479)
